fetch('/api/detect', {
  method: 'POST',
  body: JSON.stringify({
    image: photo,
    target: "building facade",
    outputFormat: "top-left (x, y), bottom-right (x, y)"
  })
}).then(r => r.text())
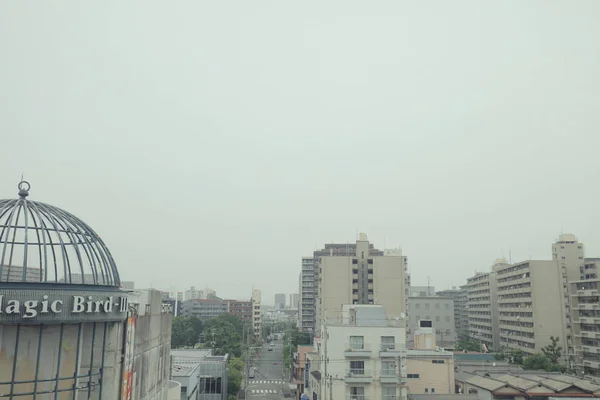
top-left (181, 299), bottom-right (228, 320)
top-left (570, 278), bottom-right (600, 376)
top-left (252, 289), bottom-right (262, 337)
top-left (407, 295), bottom-right (456, 348)
top-left (299, 257), bottom-right (316, 332)
top-left (225, 299), bottom-right (252, 321)
top-left (316, 233), bottom-right (408, 333)
top-left (289, 293), bottom-right (299, 309)
top-left (274, 293), bottom-right (286, 309)
top-left (171, 349), bottom-right (229, 400)
top-left (306, 305), bottom-right (408, 400)
top-left (0, 181), bottom-right (174, 399)
top-left (495, 260), bottom-right (569, 358)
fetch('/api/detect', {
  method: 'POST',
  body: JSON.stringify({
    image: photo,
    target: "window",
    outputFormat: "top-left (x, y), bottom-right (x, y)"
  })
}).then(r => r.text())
top-left (445, 303), bottom-right (450, 310)
top-left (431, 388), bottom-right (435, 393)
top-left (407, 374), bottom-right (420, 379)
top-left (349, 361), bottom-right (365, 375)
top-left (425, 303), bottom-right (430, 310)
top-left (425, 389), bottom-right (428, 393)
top-left (415, 303), bottom-right (420, 309)
top-left (203, 377), bottom-right (222, 394)
top-left (382, 386), bottom-right (396, 400)
top-left (435, 316), bottom-right (440, 322)
top-left (445, 316), bottom-right (450, 322)
top-left (349, 336), bottom-right (364, 349)
top-left (381, 361), bottom-right (395, 376)
top-left (352, 259), bottom-right (358, 264)
top-left (381, 336), bottom-right (395, 350)
top-left (432, 360), bottom-right (445, 364)
top-left (350, 386), bottom-right (364, 400)
top-left (368, 259), bottom-right (373, 264)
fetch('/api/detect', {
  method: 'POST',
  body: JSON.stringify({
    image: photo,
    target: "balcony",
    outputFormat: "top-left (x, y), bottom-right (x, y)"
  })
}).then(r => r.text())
top-left (582, 345), bottom-right (600, 355)
top-left (348, 397), bottom-right (368, 400)
top-left (583, 360), bottom-right (600, 370)
top-left (380, 343), bottom-right (402, 357)
top-left (576, 303), bottom-right (600, 311)
top-left (576, 289), bottom-right (599, 297)
top-left (345, 369), bottom-right (373, 383)
top-left (344, 343), bottom-right (372, 358)
top-left (579, 330), bottom-right (600, 340)
top-left (379, 371), bottom-right (401, 384)
top-left (576, 317), bottom-right (600, 325)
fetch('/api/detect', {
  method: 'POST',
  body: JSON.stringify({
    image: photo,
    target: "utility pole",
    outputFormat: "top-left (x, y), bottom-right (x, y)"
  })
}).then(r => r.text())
top-left (329, 375), bottom-right (333, 400)
top-left (323, 314), bottom-right (328, 400)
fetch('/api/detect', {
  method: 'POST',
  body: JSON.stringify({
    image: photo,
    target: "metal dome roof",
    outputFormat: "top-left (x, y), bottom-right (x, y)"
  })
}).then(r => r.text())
top-left (0, 181), bottom-right (120, 286)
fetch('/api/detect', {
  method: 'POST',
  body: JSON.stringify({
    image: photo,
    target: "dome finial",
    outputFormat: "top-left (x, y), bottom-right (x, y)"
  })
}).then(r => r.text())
top-left (18, 180), bottom-right (30, 199)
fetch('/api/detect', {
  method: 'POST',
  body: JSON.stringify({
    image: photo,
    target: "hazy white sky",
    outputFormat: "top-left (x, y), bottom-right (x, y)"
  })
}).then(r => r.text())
top-left (1, 1), bottom-right (599, 302)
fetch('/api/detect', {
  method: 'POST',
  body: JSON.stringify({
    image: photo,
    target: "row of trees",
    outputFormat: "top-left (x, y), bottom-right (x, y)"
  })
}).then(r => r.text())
top-left (283, 327), bottom-right (312, 369)
top-left (171, 314), bottom-right (253, 400)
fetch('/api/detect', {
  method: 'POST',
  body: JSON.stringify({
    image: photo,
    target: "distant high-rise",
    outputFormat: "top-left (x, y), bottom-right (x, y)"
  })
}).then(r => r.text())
top-left (274, 293), bottom-right (286, 309)
top-left (252, 289), bottom-right (262, 337)
top-left (289, 293), bottom-right (299, 309)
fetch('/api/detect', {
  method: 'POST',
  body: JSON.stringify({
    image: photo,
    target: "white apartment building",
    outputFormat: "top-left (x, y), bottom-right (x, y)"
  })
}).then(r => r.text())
top-left (570, 278), bottom-right (600, 376)
top-left (316, 233), bottom-right (408, 332)
top-left (252, 288), bottom-right (262, 337)
top-left (299, 257), bottom-right (316, 332)
top-left (306, 305), bottom-right (408, 400)
top-left (495, 260), bottom-right (569, 358)
top-left (465, 259), bottom-right (504, 351)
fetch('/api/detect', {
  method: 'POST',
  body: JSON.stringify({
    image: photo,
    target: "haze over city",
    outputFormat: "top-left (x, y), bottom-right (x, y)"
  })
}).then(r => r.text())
top-left (1, 1), bottom-right (599, 301)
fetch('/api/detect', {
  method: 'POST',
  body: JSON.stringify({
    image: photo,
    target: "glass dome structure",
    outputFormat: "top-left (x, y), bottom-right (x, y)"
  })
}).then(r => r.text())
top-left (0, 181), bottom-right (120, 286)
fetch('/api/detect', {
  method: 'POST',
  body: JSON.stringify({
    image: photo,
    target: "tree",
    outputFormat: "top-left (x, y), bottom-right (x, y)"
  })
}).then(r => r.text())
top-left (229, 358), bottom-right (244, 373)
top-left (227, 368), bottom-right (243, 399)
top-left (455, 339), bottom-right (481, 352)
top-left (542, 336), bottom-right (563, 365)
top-left (171, 316), bottom-right (203, 348)
top-left (203, 315), bottom-right (244, 358)
top-left (523, 353), bottom-right (551, 370)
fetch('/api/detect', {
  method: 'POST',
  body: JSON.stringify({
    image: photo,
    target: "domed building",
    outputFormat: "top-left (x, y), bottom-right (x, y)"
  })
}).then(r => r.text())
top-left (0, 182), bottom-right (174, 399)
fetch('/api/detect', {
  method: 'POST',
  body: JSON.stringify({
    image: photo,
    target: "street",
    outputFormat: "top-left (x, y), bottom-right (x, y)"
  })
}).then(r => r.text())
top-left (246, 340), bottom-right (290, 400)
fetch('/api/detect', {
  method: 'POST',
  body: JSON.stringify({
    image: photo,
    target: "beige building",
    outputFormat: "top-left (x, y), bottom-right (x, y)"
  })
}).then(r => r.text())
top-left (317, 233), bottom-right (408, 331)
top-left (406, 319), bottom-right (455, 395)
top-left (495, 260), bottom-right (569, 358)
top-left (570, 278), bottom-right (600, 376)
top-left (252, 288), bottom-right (262, 337)
top-left (466, 261), bottom-right (503, 351)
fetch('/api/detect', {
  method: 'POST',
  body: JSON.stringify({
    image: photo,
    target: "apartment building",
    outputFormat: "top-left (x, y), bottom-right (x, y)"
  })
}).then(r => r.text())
top-left (252, 288), bottom-right (262, 337)
top-left (181, 298), bottom-right (228, 320)
top-left (466, 260), bottom-right (503, 351)
top-left (275, 293), bottom-right (286, 309)
top-left (306, 305), bottom-right (408, 400)
top-left (570, 278), bottom-right (600, 376)
top-left (455, 286), bottom-right (469, 338)
top-left (316, 233), bottom-right (408, 332)
top-left (225, 299), bottom-right (252, 321)
top-left (290, 293), bottom-right (299, 309)
top-left (299, 257), bottom-right (316, 332)
top-left (407, 294), bottom-right (456, 348)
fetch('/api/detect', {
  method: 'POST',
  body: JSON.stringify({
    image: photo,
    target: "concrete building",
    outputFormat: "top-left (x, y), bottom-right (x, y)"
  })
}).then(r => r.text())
top-left (406, 320), bottom-right (455, 395)
top-left (171, 349), bottom-right (229, 400)
top-left (299, 257), bottom-right (316, 332)
top-left (225, 299), bottom-right (252, 321)
top-left (437, 287), bottom-right (468, 341)
top-left (252, 288), bottom-right (262, 337)
top-left (184, 287), bottom-right (217, 301)
top-left (570, 278), bottom-right (600, 376)
top-left (410, 286), bottom-right (436, 297)
top-left (289, 293), bottom-right (299, 309)
top-left (181, 299), bottom-right (228, 320)
top-left (306, 304), bottom-right (408, 400)
top-left (465, 259), bottom-right (511, 351)
top-left (316, 233), bottom-right (408, 332)
top-left (275, 293), bottom-right (286, 309)
top-left (0, 181), bottom-right (174, 399)
top-left (292, 344), bottom-right (314, 399)
top-left (495, 260), bottom-right (569, 358)
top-left (407, 295), bottom-right (456, 348)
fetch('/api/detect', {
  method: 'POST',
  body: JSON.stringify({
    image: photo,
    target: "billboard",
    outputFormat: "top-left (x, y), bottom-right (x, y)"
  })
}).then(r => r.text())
top-left (121, 316), bottom-right (136, 400)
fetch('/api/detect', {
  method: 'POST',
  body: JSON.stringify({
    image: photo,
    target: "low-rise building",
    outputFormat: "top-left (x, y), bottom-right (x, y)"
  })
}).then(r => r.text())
top-left (181, 299), bottom-right (228, 320)
top-left (293, 345), bottom-right (314, 399)
top-left (171, 349), bottom-right (229, 400)
top-left (305, 304), bottom-right (408, 400)
top-left (252, 289), bottom-right (262, 337)
top-left (225, 299), bottom-right (252, 321)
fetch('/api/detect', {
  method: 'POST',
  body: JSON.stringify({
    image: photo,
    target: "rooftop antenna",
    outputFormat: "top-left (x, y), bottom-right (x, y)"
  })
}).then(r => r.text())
top-left (509, 250), bottom-right (512, 264)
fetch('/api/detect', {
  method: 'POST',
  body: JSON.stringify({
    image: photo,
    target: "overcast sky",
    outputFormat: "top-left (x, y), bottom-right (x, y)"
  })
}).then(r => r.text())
top-left (1, 1), bottom-right (599, 303)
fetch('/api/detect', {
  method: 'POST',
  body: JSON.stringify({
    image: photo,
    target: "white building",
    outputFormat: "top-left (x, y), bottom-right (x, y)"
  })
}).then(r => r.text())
top-left (299, 257), bottom-right (316, 332)
top-left (306, 305), bottom-right (408, 400)
top-left (252, 288), bottom-right (262, 337)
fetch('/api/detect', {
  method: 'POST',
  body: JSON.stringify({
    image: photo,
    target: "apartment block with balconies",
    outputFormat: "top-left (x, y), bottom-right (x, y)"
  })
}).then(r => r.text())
top-left (299, 257), bottom-right (317, 332)
top-left (571, 278), bottom-right (600, 376)
top-left (466, 268), bottom-right (499, 351)
top-left (495, 260), bottom-right (568, 358)
top-left (306, 305), bottom-right (408, 400)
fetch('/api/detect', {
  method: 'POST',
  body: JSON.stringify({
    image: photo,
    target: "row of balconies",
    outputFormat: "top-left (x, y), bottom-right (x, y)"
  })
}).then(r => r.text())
top-left (344, 368), bottom-right (404, 384)
top-left (344, 343), bottom-right (403, 358)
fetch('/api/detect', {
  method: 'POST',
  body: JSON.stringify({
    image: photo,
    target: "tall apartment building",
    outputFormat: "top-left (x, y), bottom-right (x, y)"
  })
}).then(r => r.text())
top-left (495, 260), bottom-right (568, 358)
top-left (289, 293), bottom-right (299, 309)
top-left (570, 278), bottom-right (600, 376)
top-left (306, 305), bottom-right (408, 400)
top-left (252, 289), bottom-right (262, 337)
top-left (465, 260), bottom-right (504, 351)
top-left (316, 233), bottom-right (408, 333)
top-left (274, 293), bottom-right (286, 309)
top-left (299, 257), bottom-right (316, 332)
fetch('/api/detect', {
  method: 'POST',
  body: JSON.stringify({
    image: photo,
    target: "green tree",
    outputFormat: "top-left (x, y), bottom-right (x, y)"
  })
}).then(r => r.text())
top-left (455, 339), bottom-right (481, 352)
top-left (523, 353), bottom-right (551, 370)
top-left (203, 315), bottom-right (244, 357)
top-left (227, 367), bottom-right (243, 397)
top-left (229, 357), bottom-right (244, 373)
top-left (171, 316), bottom-right (203, 348)
top-left (541, 336), bottom-right (562, 364)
